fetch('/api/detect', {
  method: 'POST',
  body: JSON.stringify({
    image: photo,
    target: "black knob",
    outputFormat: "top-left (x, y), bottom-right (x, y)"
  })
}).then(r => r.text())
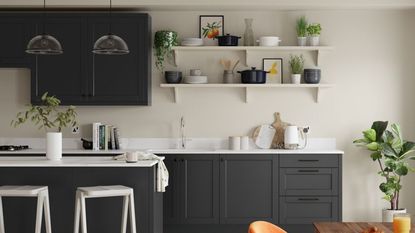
top-left (173, 158), bottom-right (177, 162)
top-left (220, 158), bottom-right (224, 162)
top-left (181, 159), bottom-right (185, 162)
top-left (81, 94), bottom-right (86, 97)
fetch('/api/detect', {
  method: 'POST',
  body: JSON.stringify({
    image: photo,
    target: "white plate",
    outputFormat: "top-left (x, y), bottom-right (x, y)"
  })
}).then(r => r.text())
top-left (253, 125), bottom-right (276, 149)
top-left (184, 75), bottom-right (208, 84)
top-left (181, 41), bottom-right (204, 46)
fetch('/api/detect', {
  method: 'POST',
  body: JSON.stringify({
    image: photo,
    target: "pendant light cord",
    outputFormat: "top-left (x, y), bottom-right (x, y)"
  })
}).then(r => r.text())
top-left (42, 0), bottom-right (46, 34)
top-left (109, 0), bottom-right (112, 34)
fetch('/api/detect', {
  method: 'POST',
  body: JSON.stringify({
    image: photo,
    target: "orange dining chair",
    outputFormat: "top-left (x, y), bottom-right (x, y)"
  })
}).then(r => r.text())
top-left (248, 221), bottom-right (287, 233)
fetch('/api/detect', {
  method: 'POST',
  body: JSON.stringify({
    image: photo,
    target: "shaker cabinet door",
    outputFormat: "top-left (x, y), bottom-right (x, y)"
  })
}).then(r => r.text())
top-left (180, 155), bottom-right (220, 224)
top-left (219, 154), bottom-right (278, 224)
top-left (31, 15), bottom-right (87, 104)
top-left (86, 14), bottom-right (151, 105)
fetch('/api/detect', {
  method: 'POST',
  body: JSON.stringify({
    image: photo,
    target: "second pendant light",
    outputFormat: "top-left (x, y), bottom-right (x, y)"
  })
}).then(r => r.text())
top-left (92, 0), bottom-right (129, 55)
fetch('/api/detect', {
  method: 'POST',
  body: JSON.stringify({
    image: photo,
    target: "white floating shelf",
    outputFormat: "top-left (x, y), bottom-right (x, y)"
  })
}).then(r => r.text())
top-left (160, 83), bottom-right (335, 103)
top-left (172, 46), bottom-right (334, 67)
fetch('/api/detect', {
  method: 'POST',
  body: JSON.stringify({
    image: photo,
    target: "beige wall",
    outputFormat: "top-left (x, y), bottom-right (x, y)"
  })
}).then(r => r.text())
top-left (1, 9), bottom-right (415, 221)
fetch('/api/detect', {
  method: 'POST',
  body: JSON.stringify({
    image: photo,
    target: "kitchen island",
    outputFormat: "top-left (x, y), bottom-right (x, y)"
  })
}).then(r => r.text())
top-left (0, 156), bottom-right (163, 233)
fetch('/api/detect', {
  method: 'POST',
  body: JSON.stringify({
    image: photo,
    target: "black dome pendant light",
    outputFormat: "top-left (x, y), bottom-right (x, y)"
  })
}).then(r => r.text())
top-left (92, 0), bottom-right (129, 55)
top-left (26, 0), bottom-right (63, 55)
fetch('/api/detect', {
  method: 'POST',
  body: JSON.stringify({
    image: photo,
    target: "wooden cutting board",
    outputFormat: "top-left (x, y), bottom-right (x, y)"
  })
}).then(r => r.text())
top-left (271, 112), bottom-right (288, 149)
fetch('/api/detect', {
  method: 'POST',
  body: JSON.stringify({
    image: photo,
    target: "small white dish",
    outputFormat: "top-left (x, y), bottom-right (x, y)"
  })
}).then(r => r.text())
top-left (184, 75), bottom-right (208, 84)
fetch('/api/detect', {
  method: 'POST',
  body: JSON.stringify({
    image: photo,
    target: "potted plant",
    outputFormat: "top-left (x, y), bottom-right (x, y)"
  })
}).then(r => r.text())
top-left (154, 30), bottom-right (178, 71)
top-left (296, 16), bottom-right (308, 46)
top-left (288, 54), bottom-right (304, 84)
top-left (11, 92), bottom-right (77, 161)
top-left (353, 121), bottom-right (415, 222)
top-left (306, 23), bottom-right (322, 46)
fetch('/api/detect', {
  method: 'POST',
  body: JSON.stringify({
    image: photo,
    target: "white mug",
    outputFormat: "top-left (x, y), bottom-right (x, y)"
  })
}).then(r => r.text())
top-left (126, 152), bottom-right (138, 163)
top-left (257, 36), bottom-right (281, 47)
top-left (229, 136), bottom-right (241, 150)
top-left (190, 69), bottom-right (202, 76)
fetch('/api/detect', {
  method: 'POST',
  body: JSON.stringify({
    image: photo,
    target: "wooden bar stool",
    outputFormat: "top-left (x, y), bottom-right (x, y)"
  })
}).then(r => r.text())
top-left (73, 185), bottom-right (136, 233)
top-left (0, 185), bottom-right (52, 233)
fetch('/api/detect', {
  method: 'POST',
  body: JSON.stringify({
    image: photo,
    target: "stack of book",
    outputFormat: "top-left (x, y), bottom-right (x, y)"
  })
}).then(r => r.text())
top-left (92, 123), bottom-right (121, 150)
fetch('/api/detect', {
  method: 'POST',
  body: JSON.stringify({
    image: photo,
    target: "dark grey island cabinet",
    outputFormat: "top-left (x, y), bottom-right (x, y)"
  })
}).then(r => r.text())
top-left (161, 153), bottom-right (342, 233)
top-left (0, 12), bottom-right (151, 106)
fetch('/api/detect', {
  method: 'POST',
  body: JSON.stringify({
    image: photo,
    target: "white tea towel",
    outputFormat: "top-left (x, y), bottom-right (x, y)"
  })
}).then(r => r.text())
top-left (114, 151), bottom-right (169, 192)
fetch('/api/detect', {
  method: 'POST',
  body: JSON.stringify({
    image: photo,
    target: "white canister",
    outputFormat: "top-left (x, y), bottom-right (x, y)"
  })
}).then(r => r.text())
top-left (126, 152), bottom-right (138, 163)
top-left (46, 132), bottom-right (62, 161)
top-left (240, 136), bottom-right (249, 150)
top-left (257, 36), bottom-right (281, 47)
top-left (229, 136), bottom-right (241, 150)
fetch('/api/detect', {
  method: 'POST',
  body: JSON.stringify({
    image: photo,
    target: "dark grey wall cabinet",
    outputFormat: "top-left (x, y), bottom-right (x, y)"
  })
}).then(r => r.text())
top-left (163, 153), bottom-right (342, 233)
top-left (0, 14), bottom-right (35, 67)
top-left (0, 12), bottom-right (151, 106)
top-left (220, 154), bottom-right (278, 224)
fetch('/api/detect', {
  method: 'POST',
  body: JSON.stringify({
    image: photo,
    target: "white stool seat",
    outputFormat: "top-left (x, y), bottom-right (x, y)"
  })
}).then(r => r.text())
top-left (74, 185), bottom-right (136, 233)
top-left (77, 185), bottom-right (132, 197)
top-left (0, 185), bottom-right (52, 233)
top-left (0, 185), bottom-right (48, 196)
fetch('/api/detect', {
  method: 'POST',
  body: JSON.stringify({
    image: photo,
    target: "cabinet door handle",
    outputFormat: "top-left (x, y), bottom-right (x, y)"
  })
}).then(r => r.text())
top-left (180, 159), bottom-right (185, 162)
top-left (220, 158), bottom-right (224, 162)
top-left (297, 169), bottom-right (319, 173)
top-left (298, 159), bottom-right (319, 162)
top-left (173, 158), bottom-right (177, 162)
top-left (297, 198), bottom-right (319, 201)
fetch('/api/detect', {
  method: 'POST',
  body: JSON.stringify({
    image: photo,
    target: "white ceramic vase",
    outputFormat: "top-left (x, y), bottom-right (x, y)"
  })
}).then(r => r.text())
top-left (308, 36), bottom-right (320, 46)
top-left (46, 132), bottom-right (62, 161)
top-left (291, 74), bottom-right (301, 84)
top-left (297, 37), bottom-right (307, 46)
top-left (382, 208), bottom-right (406, 222)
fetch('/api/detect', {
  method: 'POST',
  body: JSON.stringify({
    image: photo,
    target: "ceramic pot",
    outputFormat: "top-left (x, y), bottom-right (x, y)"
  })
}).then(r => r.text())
top-left (291, 74), bottom-right (301, 84)
top-left (308, 36), bottom-right (320, 46)
top-left (238, 67), bottom-right (269, 84)
top-left (297, 37), bottom-right (307, 46)
top-left (382, 208), bottom-right (406, 222)
top-left (46, 132), bottom-right (62, 161)
top-left (304, 69), bottom-right (321, 84)
top-left (216, 34), bottom-right (241, 46)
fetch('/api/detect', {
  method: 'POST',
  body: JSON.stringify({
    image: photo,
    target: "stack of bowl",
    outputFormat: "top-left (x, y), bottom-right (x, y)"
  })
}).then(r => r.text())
top-left (181, 38), bottom-right (203, 46)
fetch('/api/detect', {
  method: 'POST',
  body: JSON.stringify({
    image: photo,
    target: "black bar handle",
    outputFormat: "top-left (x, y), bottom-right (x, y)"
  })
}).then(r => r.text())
top-left (297, 169), bottom-right (319, 172)
top-left (298, 159), bottom-right (319, 162)
top-left (298, 198), bottom-right (319, 201)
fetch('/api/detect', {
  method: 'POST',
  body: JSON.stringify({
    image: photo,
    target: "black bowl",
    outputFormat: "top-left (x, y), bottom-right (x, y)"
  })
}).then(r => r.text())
top-left (165, 71), bottom-right (182, 83)
top-left (304, 69), bottom-right (321, 84)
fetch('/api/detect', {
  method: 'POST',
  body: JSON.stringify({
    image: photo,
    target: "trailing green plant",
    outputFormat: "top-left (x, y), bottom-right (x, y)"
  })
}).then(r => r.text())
top-left (154, 30), bottom-right (178, 71)
top-left (306, 23), bottom-right (322, 36)
top-left (353, 121), bottom-right (415, 210)
top-left (288, 54), bottom-right (305, 74)
top-left (296, 16), bottom-right (308, 37)
top-left (11, 92), bottom-right (77, 132)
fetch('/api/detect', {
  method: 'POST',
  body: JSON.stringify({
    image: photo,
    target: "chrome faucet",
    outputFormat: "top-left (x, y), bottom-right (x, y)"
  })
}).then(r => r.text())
top-left (180, 116), bottom-right (186, 149)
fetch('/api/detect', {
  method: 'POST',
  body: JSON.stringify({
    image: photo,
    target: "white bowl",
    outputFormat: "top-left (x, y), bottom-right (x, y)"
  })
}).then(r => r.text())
top-left (184, 75), bottom-right (208, 84)
top-left (181, 38), bottom-right (203, 46)
top-left (257, 36), bottom-right (281, 47)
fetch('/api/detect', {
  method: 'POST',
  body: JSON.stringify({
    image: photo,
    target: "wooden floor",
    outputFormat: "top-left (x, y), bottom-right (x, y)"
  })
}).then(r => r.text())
top-left (314, 222), bottom-right (415, 233)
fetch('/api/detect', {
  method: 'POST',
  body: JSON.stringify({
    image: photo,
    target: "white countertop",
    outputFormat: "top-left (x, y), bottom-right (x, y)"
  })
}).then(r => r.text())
top-left (0, 148), bottom-right (344, 155)
top-left (0, 156), bottom-right (161, 167)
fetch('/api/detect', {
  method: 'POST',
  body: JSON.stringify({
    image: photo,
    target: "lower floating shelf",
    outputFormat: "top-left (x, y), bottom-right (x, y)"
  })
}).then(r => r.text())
top-left (160, 83), bottom-right (335, 103)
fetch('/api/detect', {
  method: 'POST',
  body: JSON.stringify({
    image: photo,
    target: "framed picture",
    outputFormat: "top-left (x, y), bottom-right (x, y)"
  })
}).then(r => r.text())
top-left (199, 15), bottom-right (224, 46)
top-left (263, 58), bottom-right (283, 84)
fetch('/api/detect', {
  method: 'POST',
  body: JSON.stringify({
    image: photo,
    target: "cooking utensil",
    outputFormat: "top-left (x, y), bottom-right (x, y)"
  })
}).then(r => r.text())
top-left (231, 60), bottom-right (239, 73)
top-left (216, 34), bottom-right (241, 46)
top-left (271, 112), bottom-right (288, 149)
top-left (257, 36), bottom-right (281, 46)
top-left (252, 125), bottom-right (276, 149)
top-left (238, 67), bottom-right (269, 84)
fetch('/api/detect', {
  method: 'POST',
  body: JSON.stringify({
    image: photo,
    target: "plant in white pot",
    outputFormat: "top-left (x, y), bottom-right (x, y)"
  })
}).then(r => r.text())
top-left (288, 54), bottom-right (304, 84)
top-left (296, 16), bottom-right (308, 46)
top-left (11, 92), bottom-right (77, 161)
top-left (353, 121), bottom-right (415, 222)
top-left (306, 23), bottom-right (322, 46)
